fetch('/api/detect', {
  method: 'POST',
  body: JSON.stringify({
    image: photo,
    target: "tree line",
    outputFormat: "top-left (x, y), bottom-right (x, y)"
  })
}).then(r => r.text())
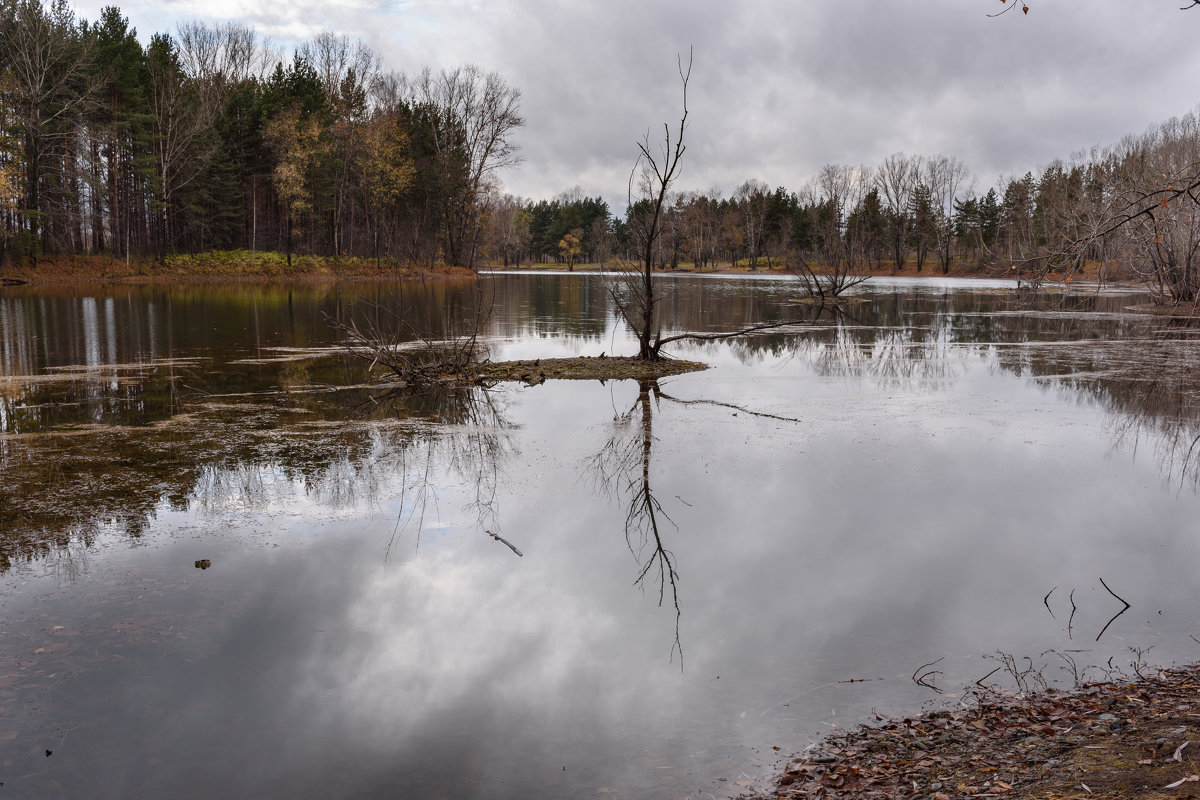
top-left (2, 1), bottom-right (1196, 300)
top-left (510, 107), bottom-right (1199, 304)
top-left (0, 0), bottom-right (523, 269)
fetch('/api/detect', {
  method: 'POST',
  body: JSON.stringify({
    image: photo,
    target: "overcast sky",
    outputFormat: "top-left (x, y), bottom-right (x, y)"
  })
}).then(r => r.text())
top-left (76, 0), bottom-right (1200, 211)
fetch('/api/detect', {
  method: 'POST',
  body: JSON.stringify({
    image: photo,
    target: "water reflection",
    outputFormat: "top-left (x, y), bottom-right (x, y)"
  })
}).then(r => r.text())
top-left (5, 276), bottom-right (1200, 572)
top-left (586, 379), bottom-right (683, 662)
top-left (6, 275), bottom-right (1200, 798)
top-left (0, 385), bottom-right (493, 571)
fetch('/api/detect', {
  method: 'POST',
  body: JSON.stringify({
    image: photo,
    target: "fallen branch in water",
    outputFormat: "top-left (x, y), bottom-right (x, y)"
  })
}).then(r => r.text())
top-left (486, 529), bottom-right (523, 557)
top-left (912, 657), bottom-right (945, 694)
top-left (1099, 576), bottom-right (1131, 609)
top-left (1096, 576), bottom-right (1132, 642)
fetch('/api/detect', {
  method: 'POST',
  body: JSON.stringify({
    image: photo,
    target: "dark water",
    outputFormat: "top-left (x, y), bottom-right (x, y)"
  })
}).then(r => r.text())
top-left (2, 274), bottom-right (1200, 798)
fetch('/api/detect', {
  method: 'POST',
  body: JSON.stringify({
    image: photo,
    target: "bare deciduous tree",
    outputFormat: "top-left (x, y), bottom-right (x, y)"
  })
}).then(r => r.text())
top-left (734, 178), bottom-right (769, 269)
top-left (146, 34), bottom-right (217, 256)
top-left (926, 154), bottom-right (972, 275)
top-left (877, 153), bottom-right (920, 273)
top-left (176, 20), bottom-right (275, 108)
top-left (407, 64), bottom-right (524, 269)
top-left (611, 49), bottom-right (693, 360)
top-left (789, 164), bottom-right (873, 300)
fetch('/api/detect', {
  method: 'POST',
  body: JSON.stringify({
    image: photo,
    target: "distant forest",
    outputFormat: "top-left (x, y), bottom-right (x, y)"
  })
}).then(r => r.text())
top-left (1, 1), bottom-right (1198, 294)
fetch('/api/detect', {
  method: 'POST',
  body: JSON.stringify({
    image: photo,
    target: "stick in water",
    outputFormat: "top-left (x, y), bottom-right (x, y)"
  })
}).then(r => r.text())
top-left (486, 530), bottom-right (523, 557)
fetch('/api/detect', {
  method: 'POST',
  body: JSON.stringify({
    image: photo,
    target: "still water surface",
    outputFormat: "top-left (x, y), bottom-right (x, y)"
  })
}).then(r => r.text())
top-left (2, 274), bottom-right (1200, 798)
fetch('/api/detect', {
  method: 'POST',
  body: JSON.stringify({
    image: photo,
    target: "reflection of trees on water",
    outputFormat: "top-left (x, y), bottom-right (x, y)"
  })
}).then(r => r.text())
top-left (766, 289), bottom-right (1200, 493)
top-left (1031, 335), bottom-right (1200, 493)
top-left (711, 286), bottom-right (1200, 493)
top-left (383, 388), bottom-right (516, 557)
top-left (583, 379), bottom-right (801, 665)
top-left (723, 289), bottom-right (1150, 374)
top-left (0, 382), bottom-right (515, 574)
top-left (585, 379), bottom-right (683, 664)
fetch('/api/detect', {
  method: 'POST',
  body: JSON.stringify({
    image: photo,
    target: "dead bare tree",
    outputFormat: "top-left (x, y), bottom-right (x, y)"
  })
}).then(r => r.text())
top-left (876, 153), bottom-right (920, 273)
top-left (610, 50), bottom-right (836, 358)
top-left (609, 49), bottom-right (693, 360)
top-left (927, 155), bottom-right (972, 275)
top-left (327, 285), bottom-right (493, 386)
top-left (788, 165), bottom-right (873, 301)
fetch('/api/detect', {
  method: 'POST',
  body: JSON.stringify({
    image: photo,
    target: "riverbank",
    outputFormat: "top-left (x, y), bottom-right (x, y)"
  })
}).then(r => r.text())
top-left (2, 250), bottom-right (1116, 287)
top-left (0, 251), bottom-right (474, 285)
top-left (752, 664), bottom-right (1200, 800)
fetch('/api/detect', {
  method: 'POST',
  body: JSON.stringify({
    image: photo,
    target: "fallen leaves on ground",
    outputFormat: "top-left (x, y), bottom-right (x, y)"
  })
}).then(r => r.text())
top-left (748, 665), bottom-right (1200, 800)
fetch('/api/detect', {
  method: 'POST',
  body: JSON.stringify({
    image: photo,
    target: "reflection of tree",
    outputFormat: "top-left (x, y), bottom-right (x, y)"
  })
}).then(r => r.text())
top-left (384, 387), bottom-right (517, 558)
top-left (585, 379), bottom-right (683, 664)
top-left (716, 288), bottom-right (1200, 494)
top-left (584, 380), bottom-right (800, 666)
top-left (1084, 341), bottom-right (1200, 494)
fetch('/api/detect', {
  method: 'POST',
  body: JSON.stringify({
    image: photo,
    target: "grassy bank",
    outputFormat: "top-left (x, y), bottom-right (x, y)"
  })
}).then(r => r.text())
top-left (0, 250), bottom-right (474, 284)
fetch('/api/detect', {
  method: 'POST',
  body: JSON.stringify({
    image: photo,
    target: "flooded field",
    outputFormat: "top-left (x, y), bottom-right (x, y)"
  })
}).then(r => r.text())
top-left (2, 273), bottom-right (1200, 798)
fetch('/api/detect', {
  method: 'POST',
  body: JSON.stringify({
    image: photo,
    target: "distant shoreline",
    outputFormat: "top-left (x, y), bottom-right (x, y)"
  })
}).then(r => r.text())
top-left (0, 251), bottom-right (1101, 287)
top-left (0, 251), bottom-right (476, 286)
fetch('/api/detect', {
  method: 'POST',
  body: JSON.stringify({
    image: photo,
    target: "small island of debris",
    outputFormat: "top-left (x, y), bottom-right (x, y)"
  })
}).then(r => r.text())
top-left (472, 356), bottom-right (708, 383)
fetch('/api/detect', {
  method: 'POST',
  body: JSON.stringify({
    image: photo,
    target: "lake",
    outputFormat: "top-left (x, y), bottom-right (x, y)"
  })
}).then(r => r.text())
top-left (2, 273), bottom-right (1199, 798)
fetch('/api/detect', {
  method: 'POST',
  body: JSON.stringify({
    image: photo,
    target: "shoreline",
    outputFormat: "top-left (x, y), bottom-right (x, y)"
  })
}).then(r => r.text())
top-left (750, 664), bottom-right (1200, 800)
top-left (0, 252), bottom-right (476, 286)
top-left (0, 251), bottom-right (1077, 287)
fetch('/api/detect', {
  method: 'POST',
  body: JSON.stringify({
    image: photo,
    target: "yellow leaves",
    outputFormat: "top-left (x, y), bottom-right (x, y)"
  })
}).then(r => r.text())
top-left (0, 160), bottom-right (19, 220)
top-left (360, 113), bottom-right (415, 207)
top-left (264, 106), bottom-right (329, 219)
top-left (559, 228), bottom-right (584, 263)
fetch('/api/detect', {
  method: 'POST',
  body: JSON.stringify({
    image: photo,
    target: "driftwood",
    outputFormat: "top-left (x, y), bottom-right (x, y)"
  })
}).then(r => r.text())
top-left (486, 529), bottom-right (523, 557)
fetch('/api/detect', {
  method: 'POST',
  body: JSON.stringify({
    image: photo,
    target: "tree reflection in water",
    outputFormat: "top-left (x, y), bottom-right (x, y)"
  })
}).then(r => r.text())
top-left (377, 385), bottom-right (517, 560)
top-left (584, 379), bottom-right (801, 667)
top-left (585, 379), bottom-right (683, 664)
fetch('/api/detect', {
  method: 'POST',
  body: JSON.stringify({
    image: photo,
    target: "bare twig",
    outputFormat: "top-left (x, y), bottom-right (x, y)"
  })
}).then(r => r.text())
top-left (975, 665), bottom-right (1003, 687)
top-left (1068, 588), bottom-right (1077, 638)
top-left (654, 388), bottom-right (802, 423)
top-left (912, 657), bottom-right (945, 694)
top-left (1099, 577), bottom-right (1132, 609)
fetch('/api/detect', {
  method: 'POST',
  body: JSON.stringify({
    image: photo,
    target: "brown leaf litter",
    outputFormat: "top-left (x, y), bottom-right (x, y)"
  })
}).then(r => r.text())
top-left (750, 665), bottom-right (1200, 800)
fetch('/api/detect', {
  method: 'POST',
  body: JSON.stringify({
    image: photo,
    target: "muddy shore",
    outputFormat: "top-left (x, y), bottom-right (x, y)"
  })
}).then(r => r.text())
top-left (749, 665), bottom-right (1200, 800)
